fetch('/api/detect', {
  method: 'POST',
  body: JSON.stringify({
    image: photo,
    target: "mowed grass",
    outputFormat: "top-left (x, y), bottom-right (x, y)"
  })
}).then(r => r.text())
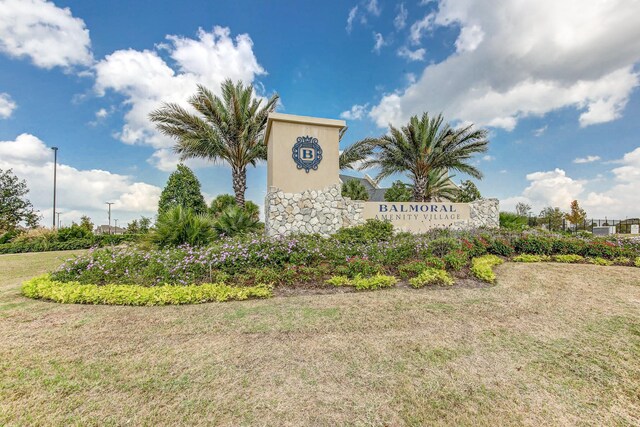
top-left (1, 251), bottom-right (640, 426)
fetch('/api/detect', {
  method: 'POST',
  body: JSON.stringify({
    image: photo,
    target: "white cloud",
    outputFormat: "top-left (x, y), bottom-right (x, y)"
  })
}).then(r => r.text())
top-left (0, 133), bottom-right (161, 226)
top-left (503, 147), bottom-right (640, 218)
top-left (94, 26), bottom-right (266, 171)
top-left (533, 125), bottom-right (547, 137)
top-left (455, 24), bottom-right (484, 52)
top-left (397, 46), bottom-right (426, 62)
top-left (573, 155), bottom-right (601, 164)
top-left (346, 6), bottom-right (358, 33)
top-left (482, 155), bottom-right (494, 161)
top-left (0, 0), bottom-right (92, 69)
top-left (0, 92), bottom-right (16, 118)
top-left (366, 0), bottom-right (381, 16)
top-left (340, 104), bottom-right (369, 120)
top-left (372, 32), bottom-right (385, 53)
top-left (394, 4), bottom-right (408, 30)
top-left (370, 0), bottom-right (640, 130)
top-left (95, 108), bottom-right (109, 119)
top-left (409, 13), bottom-right (434, 45)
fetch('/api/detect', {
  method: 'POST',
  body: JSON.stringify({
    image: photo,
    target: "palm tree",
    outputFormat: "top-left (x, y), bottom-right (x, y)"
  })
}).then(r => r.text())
top-left (149, 80), bottom-right (279, 207)
top-left (423, 169), bottom-right (460, 202)
top-left (350, 112), bottom-right (488, 202)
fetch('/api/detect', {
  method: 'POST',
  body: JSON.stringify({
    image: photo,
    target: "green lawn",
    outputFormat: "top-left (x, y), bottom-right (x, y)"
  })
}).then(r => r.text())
top-left (1, 250), bottom-right (639, 426)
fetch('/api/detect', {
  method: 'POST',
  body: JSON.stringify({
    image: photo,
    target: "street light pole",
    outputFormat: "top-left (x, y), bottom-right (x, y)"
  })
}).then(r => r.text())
top-left (56, 212), bottom-right (61, 229)
top-left (51, 147), bottom-right (58, 229)
top-left (106, 202), bottom-right (114, 235)
top-left (114, 219), bottom-right (118, 232)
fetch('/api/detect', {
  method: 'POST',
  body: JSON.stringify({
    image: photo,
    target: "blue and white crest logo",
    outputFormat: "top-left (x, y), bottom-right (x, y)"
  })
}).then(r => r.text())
top-left (292, 135), bottom-right (322, 173)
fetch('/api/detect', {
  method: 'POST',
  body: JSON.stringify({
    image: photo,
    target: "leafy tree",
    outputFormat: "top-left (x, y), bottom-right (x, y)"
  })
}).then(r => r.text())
top-left (150, 80), bottom-right (279, 207)
top-left (341, 179), bottom-right (369, 201)
top-left (384, 180), bottom-right (412, 202)
top-left (158, 164), bottom-right (207, 216)
top-left (0, 169), bottom-right (39, 232)
top-left (565, 200), bottom-right (587, 225)
top-left (539, 207), bottom-right (565, 231)
top-left (515, 202), bottom-right (532, 217)
top-left (79, 215), bottom-right (94, 233)
top-left (347, 112), bottom-right (489, 202)
top-left (126, 219), bottom-right (139, 234)
top-left (139, 216), bottom-right (152, 234)
top-left (456, 180), bottom-right (481, 202)
top-left (209, 194), bottom-right (236, 217)
top-left (214, 206), bottom-right (261, 237)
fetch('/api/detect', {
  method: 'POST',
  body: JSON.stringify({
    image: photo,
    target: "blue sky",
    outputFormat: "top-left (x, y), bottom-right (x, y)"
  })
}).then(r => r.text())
top-left (1, 0), bottom-right (639, 227)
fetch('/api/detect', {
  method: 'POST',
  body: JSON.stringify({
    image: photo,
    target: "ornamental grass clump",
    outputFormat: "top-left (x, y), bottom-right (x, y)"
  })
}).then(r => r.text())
top-left (22, 275), bottom-right (272, 306)
top-left (409, 268), bottom-right (454, 288)
top-left (471, 255), bottom-right (503, 284)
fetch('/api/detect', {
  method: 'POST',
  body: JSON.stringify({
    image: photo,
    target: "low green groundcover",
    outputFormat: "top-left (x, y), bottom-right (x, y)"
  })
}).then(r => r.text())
top-left (471, 255), bottom-right (504, 284)
top-left (22, 275), bottom-right (272, 306)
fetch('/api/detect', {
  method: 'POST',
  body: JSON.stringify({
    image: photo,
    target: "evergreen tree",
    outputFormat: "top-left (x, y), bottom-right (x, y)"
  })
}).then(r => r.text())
top-left (158, 164), bottom-right (207, 216)
top-left (456, 180), bottom-right (482, 202)
top-left (384, 181), bottom-right (412, 202)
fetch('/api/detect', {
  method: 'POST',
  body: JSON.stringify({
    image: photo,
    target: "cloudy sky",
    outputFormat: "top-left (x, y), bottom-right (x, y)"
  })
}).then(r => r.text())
top-left (1, 0), bottom-right (639, 227)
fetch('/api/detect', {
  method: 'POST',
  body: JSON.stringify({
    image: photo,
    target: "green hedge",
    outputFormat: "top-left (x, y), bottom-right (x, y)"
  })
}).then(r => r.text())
top-left (22, 275), bottom-right (272, 306)
top-left (0, 234), bottom-right (141, 254)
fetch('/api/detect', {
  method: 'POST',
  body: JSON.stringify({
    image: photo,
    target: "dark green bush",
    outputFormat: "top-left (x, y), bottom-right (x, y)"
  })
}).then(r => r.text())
top-left (334, 219), bottom-right (393, 244)
top-left (214, 206), bottom-right (261, 237)
top-left (428, 237), bottom-right (461, 258)
top-left (513, 235), bottom-right (553, 255)
top-left (488, 238), bottom-right (514, 257)
top-left (57, 224), bottom-right (93, 242)
top-left (443, 251), bottom-right (468, 271)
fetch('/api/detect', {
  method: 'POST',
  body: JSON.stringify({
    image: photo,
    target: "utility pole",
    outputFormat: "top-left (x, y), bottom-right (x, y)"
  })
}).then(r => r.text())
top-left (106, 202), bottom-right (114, 234)
top-left (114, 219), bottom-right (118, 233)
top-left (51, 147), bottom-right (58, 229)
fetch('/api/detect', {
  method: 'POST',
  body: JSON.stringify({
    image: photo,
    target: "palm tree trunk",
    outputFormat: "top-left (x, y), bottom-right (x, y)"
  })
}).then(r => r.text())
top-left (413, 175), bottom-right (427, 202)
top-left (232, 166), bottom-right (247, 207)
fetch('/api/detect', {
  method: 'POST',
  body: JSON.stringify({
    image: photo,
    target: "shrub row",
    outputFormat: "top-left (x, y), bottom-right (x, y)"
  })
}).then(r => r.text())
top-left (0, 234), bottom-right (140, 254)
top-left (22, 275), bottom-right (272, 306)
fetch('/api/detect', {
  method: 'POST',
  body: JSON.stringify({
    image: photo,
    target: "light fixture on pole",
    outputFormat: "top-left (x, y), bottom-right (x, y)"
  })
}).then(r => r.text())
top-left (56, 211), bottom-right (62, 229)
top-left (51, 147), bottom-right (58, 229)
top-left (106, 202), bottom-right (114, 235)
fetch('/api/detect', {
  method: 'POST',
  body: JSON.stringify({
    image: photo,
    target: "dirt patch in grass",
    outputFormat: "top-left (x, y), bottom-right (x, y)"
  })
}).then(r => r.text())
top-left (1, 252), bottom-right (639, 426)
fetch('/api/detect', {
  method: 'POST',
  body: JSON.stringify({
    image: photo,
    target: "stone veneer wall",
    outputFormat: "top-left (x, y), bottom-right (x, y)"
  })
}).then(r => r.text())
top-left (265, 185), bottom-right (499, 236)
top-left (265, 184), bottom-right (364, 237)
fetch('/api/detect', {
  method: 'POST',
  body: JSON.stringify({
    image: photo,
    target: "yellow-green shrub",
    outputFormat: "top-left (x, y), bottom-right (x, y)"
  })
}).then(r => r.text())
top-left (513, 254), bottom-right (550, 263)
top-left (635, 257), bottom-right (640, 268)
top-left (22, 275), bottom-right (272, 306)
top-left (552, 254), bottom-right (584, 263)
top-left (326, 274), bottom-right (397, 291)
top-left (471, 255), bottom-right (503, 284)
top-left (409, 268), bottom-right (454, 288)
top-left (587, 257), bottom-right (613, 266)
top-left (612, 257), bottom-right (632, 266)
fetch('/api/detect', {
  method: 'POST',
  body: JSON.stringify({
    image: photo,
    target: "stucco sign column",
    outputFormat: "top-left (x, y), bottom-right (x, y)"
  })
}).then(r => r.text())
top-left (264, 113), bottom-right (345, 193)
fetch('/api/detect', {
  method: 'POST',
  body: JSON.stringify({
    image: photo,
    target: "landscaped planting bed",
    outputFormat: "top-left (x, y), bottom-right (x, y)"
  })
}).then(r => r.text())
top-left (22, 221), bottom-right (640, 305)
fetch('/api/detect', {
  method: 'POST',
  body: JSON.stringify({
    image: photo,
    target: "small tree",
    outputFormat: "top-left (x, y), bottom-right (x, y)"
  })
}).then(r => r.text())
top-left (515, 202), bottom-right (532, 217)
top-left (341, 180), bottom-right (369, 201)
top-left (79, 215), bottom-right (94, 233)
top-left (139, 217), bottom-right (152, 234)
top-left (456, 180), bottom-right (481, 203)
top-left (565, 200), bottom-right (587, 225)
top-left (0, 169), bottom-right (39, 232)
top-left (539, 207), bottom-right (565, 231)
top-left (158, 164), bottom-right (207, 216)
top-left (126, 219), bottom-right (140, 234)
top-left (384, 181), bottom-right (412, 202)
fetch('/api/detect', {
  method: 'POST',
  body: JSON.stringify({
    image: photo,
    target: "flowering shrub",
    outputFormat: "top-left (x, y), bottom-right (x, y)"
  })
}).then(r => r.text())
top-left (513, 235), bottom-right (553, 255)
top-left (443, 251), bottom-right (468, 271)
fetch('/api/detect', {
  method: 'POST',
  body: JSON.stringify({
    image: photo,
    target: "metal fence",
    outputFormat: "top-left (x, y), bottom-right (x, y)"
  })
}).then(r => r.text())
top-left (527, 217), bottom-right (640, 233)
